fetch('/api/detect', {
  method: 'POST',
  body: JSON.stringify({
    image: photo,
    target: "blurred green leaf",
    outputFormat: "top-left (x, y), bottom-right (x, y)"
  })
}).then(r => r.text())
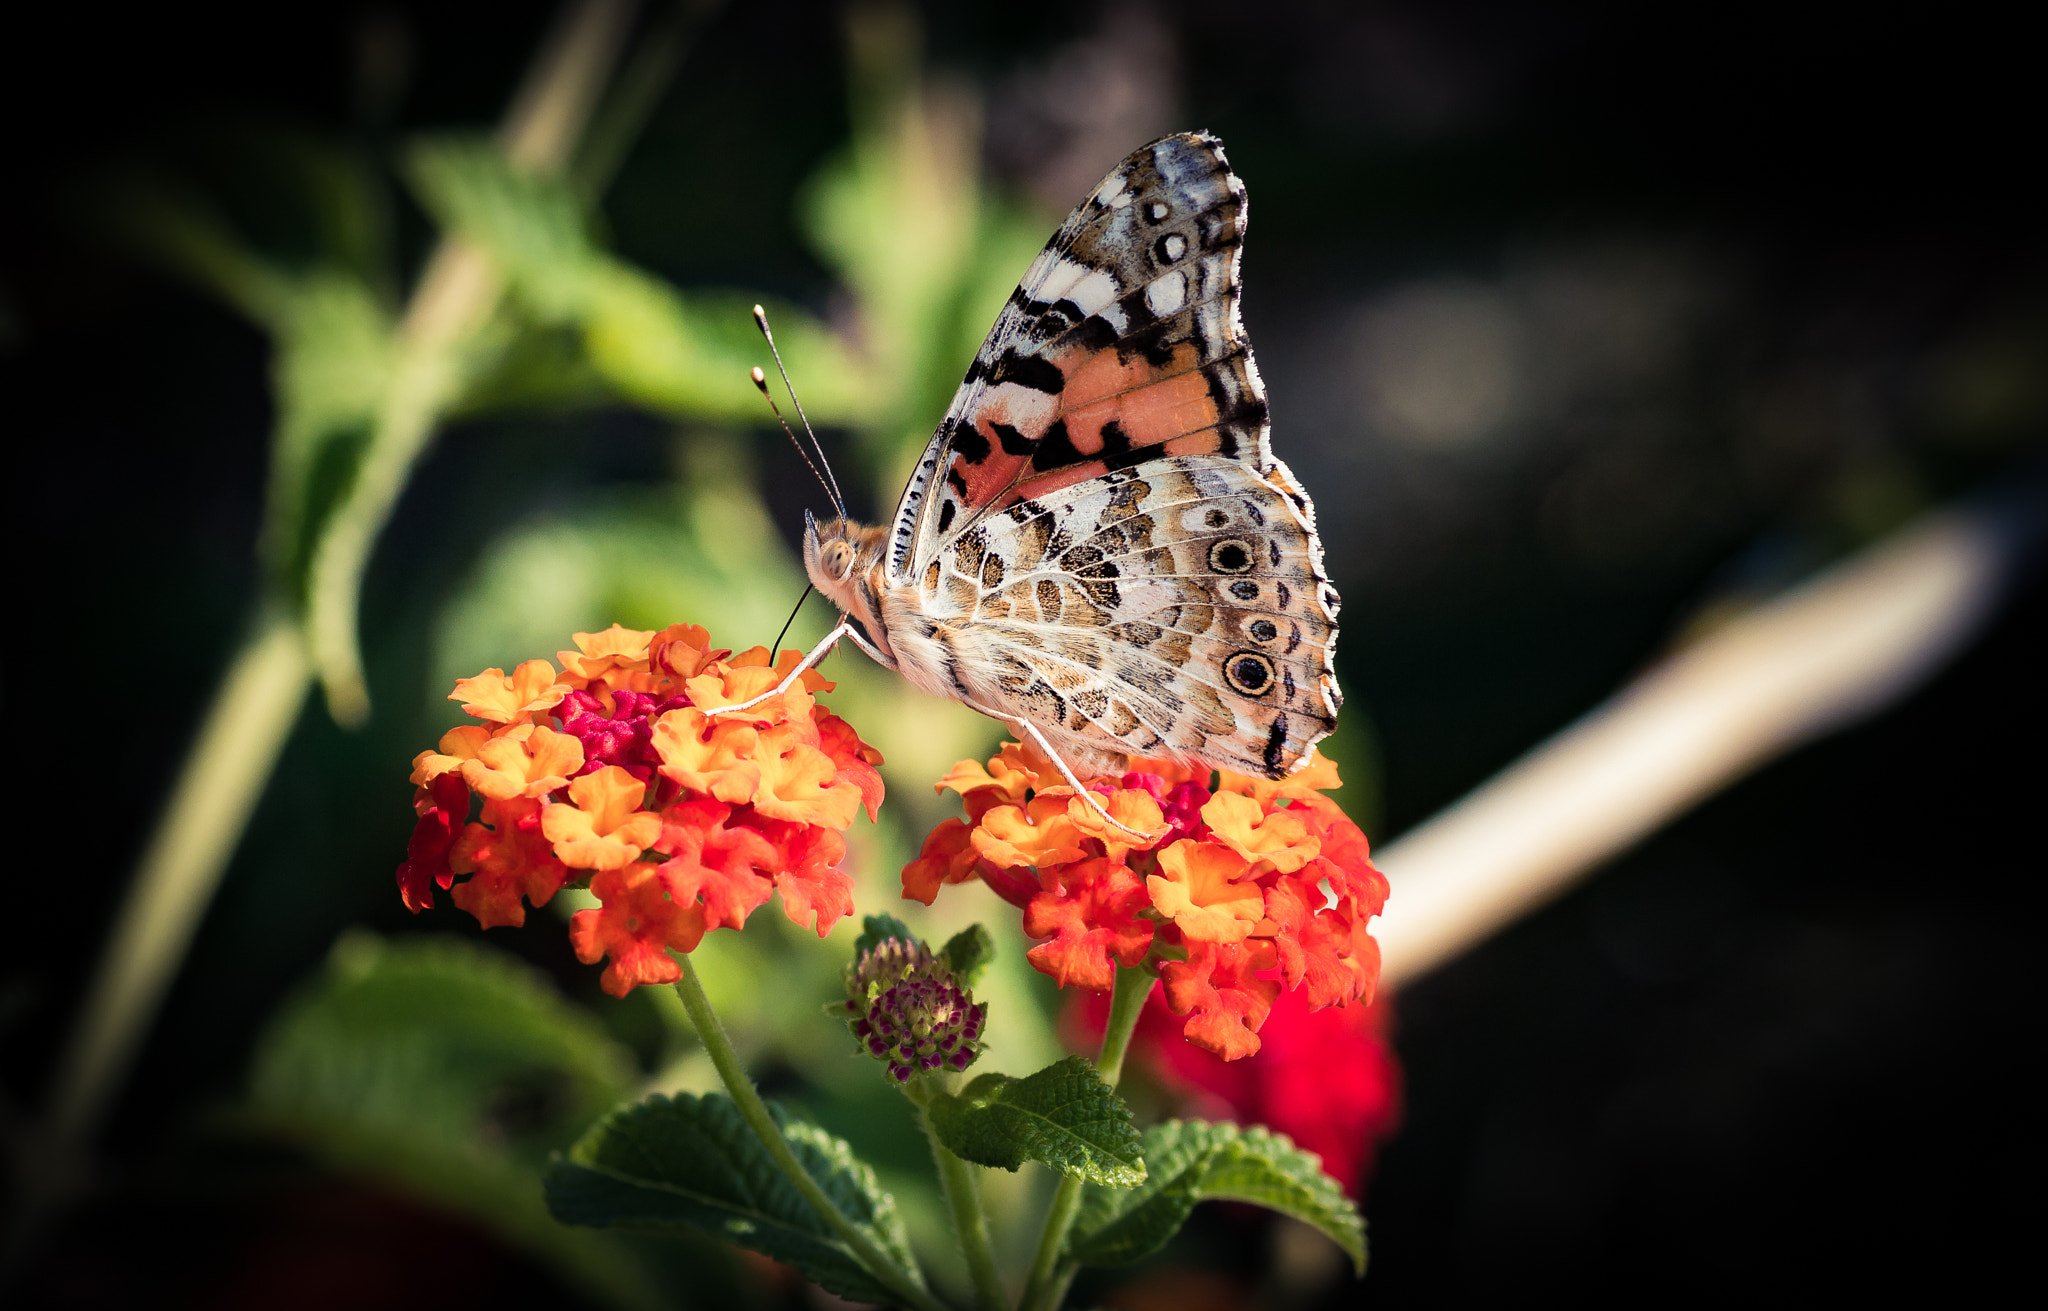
top-left (1065, 1120), bottom-right (1365, 1275)
top-left (938, 924), bottom-right (994, 987)
top-left (854, 914), bottom-right (921, 959)
top-left (926, 1057), bottom-right (1144, 1185)
top-left (406, 134), bottom-right (871, 424)
top-left (243, 932), bottom-right (671, 1309)
top-left (545, 1091), bottom-right (921, 1306)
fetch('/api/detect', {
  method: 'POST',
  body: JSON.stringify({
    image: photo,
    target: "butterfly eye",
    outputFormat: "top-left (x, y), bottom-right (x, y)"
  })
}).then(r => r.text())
top-left (822, 542), bottom-right (856, 579)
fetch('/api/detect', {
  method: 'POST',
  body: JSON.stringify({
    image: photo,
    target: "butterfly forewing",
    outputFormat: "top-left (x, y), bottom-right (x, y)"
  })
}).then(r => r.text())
top-left (888, 133), bottom-right (1274, 581)
top-left (830, 132), bottom-right (1342, 781)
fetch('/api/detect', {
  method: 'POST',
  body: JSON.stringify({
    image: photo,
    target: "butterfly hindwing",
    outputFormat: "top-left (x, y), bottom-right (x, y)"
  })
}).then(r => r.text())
top-left (913, 457), bottom-right (1340, 779)
top-left (887, 132), bottom-right (1272, 582)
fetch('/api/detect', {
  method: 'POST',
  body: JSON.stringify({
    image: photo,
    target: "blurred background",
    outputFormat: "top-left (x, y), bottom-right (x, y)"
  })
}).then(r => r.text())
top-left (2, 0), bottom-right (2040, 1306)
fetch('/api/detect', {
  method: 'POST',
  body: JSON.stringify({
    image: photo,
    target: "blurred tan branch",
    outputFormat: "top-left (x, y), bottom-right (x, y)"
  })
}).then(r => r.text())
top-left (1373, 498), bottom-right (2029, 990)
top-left (36, 0), bottom-right (639, 1206)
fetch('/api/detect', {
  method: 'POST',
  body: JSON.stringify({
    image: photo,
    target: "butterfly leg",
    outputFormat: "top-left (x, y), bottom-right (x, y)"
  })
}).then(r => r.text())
top-left (702, 621), bottom-right (849, 718)
top-left (1007, 715), bottom-right (1163, 842)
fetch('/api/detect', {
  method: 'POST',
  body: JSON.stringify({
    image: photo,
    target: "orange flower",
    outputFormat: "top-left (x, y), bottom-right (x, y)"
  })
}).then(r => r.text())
top-left (556, 624), bottom-right (654, 686)
top-left (1162, 939), bottom-right (1281, 1061)
top-left (1065, 788), bottom-right (1166, 863)
top-left (648, 622), bottom-right (718, 681)
top-left (462, 724), bottom-right (584, 801)
top-left (1022, 857), bottom-right (1154, 990)
top-left (651, 798), bottom-right (778, 931)
top-left (543, 767), bottom-right (664, 870)
top-left (1147, 840), bottom-right (1266, 944)
top-left (754, 818), bottom-right (854, 936)
top-left (449, 659), bottom-right (569, 724)
top-left (569, 862), bottom-right (708, 996)
top-left (750, 729), bottom-right (862, 828)
top-left (902, 819), bottom-right (983, 906)
top-left (410, 725), bottom-right (492, 785)
top-left (449, 797), bottom-right (568, 929)
top-left (652, 710), bottom-right (764, 804)
top-left (1200, 791), bottom-right (1319, 873)
top-left (972, 794), bottom-right (1090, 869)
top-left (815, 708), bottom-right (885, 823)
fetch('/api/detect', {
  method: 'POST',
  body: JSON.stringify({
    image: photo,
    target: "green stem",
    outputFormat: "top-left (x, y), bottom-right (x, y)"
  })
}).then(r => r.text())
top-left (306, 0), bottom-right (639, 725)
top-left (50, 610), bottom-right (312, 1145)
top-left (1019, 964), bottom-right (1153, 1311)
top-left (671, 956), bottom-right (949, 1311)
top-left (909, 1080), bottom-right (1006, 1311)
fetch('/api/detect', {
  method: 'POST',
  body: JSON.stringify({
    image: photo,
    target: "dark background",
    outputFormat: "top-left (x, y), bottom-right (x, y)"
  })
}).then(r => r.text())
top-left (3, 0), bottom-right (2040, 1305)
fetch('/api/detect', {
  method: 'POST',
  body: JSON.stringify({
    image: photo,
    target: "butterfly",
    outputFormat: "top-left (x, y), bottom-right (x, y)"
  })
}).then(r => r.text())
top-left (750, 132), bottom-right (1340, 804)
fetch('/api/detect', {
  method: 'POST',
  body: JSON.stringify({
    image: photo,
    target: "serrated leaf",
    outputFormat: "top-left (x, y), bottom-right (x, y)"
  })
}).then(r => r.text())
top-left (938, 924), bottom-right (994, 986)
top-left (855, 914), bottom-right (920, 959)
top-left (546, 1091), bottom-right (922, 1305)
top-left (926, 1057), bottom-right (1144, 1186)
top-left (1065, 1120), bottom-right (1366, 1275)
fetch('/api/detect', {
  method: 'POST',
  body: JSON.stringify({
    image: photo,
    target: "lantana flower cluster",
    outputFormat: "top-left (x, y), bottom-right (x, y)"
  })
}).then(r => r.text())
top-left (397, 623), bottom-right (883, 996)
top-left (904, 743), bottom-right (1386, 1061)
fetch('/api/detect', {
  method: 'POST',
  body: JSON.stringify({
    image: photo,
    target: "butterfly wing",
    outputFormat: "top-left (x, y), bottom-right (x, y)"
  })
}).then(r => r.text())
top-left (909, 456), bottom-right (1342, 779)
top-left (885, 131), bottom-right (1281, 584)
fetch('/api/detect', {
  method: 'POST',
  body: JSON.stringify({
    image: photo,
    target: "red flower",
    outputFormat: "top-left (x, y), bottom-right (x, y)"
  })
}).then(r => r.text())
top-left (1069, 982), bottom-right (1403, 1197)
top-left (397, 774), bottom-right (470, 913)
top-left (448, 796), bottom-right (569, 929)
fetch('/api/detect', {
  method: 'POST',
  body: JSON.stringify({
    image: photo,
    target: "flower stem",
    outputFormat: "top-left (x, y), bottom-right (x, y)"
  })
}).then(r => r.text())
top-left (1019, 964), bottom-right (1152, 1311)
top-left (671, 956), bottom-right (949, 1311)
top-left (909, 1079), bottom-right (1007, 1311)
top-left (51, 610), bottom-right (311, 1144)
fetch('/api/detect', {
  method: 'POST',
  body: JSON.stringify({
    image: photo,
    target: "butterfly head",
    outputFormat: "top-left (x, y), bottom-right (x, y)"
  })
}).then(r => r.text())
top-left (803, 511), bottom-right (893, 653)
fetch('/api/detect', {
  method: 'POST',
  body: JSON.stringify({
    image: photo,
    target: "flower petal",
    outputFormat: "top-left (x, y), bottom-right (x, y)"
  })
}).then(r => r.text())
top-left (1148, 840), bottom-right (1265, 943)
top-left (652, 798), bottom-right (778, 931)
top-left (1022, 857), bottom-right (1154, 990)
top-left (1201, 791), bottom-right (1319, 873)
top-left (570, 861), bottom-right (707, 996)
top-left (1161, 939), bottom-right (1280, 1060)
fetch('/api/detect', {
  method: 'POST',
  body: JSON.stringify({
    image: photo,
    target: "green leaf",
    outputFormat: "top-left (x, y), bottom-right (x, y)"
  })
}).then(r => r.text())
top-left (405, 134), bottom-right (596, 320)
top-left (242, 932), bottom-right (666, 1309)
top-left (545, 1091), bottom-right (922, 1306)
top-left (1065, 1120), bottom-right (1366, 1275)
top-left (926, 1057), bottom-right (1145, 1186)
top-left (938, 924), bottom-right (994, 987)
top-left (855, 914), bottom-right (921, 959)
top-left (405, 134), bottom-right (872, 425)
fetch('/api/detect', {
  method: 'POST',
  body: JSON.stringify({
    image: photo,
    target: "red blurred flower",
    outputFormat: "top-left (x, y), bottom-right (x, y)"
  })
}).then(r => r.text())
top-left (1070, 981), bottom-right (1403, 1197)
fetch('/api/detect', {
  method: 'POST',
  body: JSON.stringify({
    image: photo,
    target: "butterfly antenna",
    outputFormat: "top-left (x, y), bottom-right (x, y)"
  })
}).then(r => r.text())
top-left (750, 367), bottom-right (839, 514)
top-left (753, 304), bottom-right (848, 519)
top-left (770, 583), bottom-right (814, 661)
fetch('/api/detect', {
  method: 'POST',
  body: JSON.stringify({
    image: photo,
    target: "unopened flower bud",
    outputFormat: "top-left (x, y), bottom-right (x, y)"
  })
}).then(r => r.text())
top-left (842, 938), bottom-right (987, 1083)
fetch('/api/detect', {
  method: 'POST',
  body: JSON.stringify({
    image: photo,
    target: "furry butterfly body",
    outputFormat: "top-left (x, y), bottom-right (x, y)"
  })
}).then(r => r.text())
top-left (802, 132), bottom-right (1340, 781)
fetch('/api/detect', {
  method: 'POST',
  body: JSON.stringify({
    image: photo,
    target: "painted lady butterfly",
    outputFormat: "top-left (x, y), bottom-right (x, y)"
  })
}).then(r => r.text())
top-left (766, 133), bottom-right (1340, 799)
